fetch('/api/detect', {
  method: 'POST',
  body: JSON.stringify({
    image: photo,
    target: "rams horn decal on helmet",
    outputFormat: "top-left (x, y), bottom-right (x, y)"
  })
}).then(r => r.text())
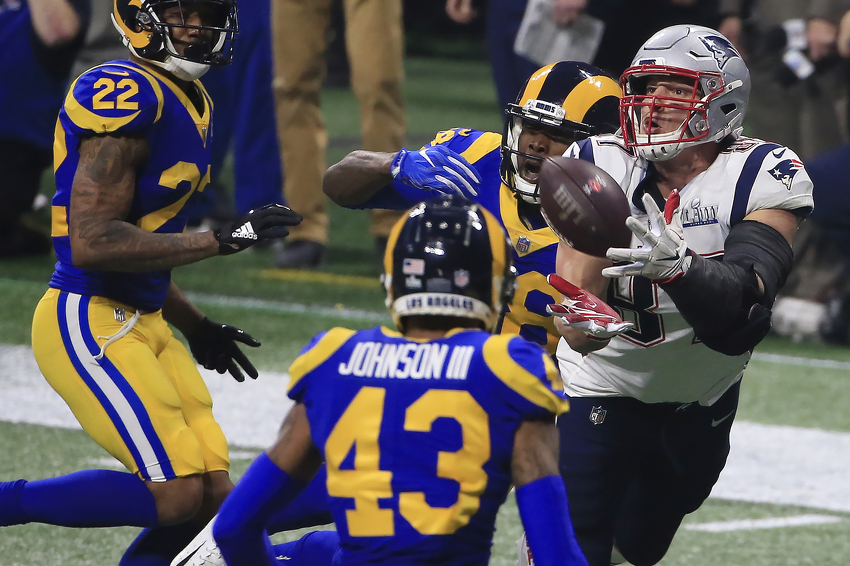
top-left (501, 61), bottom-right (621, 204)
top-left (112, 0), bottom-right (238, 81)
top-left (383, 196), bottom-right (516, 333)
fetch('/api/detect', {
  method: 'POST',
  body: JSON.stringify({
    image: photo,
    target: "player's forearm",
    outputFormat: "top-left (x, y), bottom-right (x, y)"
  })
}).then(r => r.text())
top-left (511, 419), bottom-right (560, 486)
top-left (162, 282), bottom-right (205, 336)
top-left (513, 421), bottom-right (589, 566)
top-left (71, 222), bottom-right (220, 271)
top-left (323, 150), bottom-right (395, 207)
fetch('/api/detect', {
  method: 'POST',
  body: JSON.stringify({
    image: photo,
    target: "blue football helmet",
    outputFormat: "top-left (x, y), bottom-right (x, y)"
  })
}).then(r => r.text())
top-left (383, 196), bottom-right (516, 332)
top-left (112, 0), bottom-right (238, 80)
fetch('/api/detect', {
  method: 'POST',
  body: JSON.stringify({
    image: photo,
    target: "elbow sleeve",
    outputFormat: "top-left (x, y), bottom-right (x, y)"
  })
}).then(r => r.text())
top-left (661, 220), bottom-right (794, 355)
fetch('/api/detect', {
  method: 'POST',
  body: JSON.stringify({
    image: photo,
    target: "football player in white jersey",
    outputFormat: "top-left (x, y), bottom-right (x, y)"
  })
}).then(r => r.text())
top-left (545, 24), bottom-right (814, 566)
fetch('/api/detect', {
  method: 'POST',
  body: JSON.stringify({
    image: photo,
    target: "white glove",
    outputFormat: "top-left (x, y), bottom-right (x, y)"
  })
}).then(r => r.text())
top-left (546, 274), bottom-right (634, 340)
top-left (602, 189), bottom-right (692, 283)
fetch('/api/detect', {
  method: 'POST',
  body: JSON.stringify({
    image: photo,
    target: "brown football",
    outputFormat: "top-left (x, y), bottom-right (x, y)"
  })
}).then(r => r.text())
top-left (538, 156), bottom-right (632, 258)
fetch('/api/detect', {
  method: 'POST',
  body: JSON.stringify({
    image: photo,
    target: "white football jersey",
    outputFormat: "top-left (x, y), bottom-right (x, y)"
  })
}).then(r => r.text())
top-left (556, 135), bottom-right (814, 405)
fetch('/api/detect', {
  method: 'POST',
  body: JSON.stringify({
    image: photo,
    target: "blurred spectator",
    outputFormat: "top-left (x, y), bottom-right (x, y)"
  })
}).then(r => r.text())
top-left (446, 0), bottom-right (539, 110)
top-left (788, 2), bottom-right (850, 343)
top-left (193, 0), bottom-right (285, 226)
top-left (71, 0), bottom-right (122, 78)
top-left (0, 0), bottom-right (90, 258)
top-left (719, 0), bottom-right (848, 159)
top-left (588, 0), bottom-right (722, 77)
top-left (447, 0), bottom-right (722, 110)
top-left (272, 0), bottom-right (406, 269)
top-left (718, 1), bottom-right (850, 344)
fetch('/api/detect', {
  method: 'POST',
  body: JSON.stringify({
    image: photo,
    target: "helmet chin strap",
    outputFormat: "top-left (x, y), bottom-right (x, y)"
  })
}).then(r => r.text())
top-left (155, 56), bottom-right (210, 81)
top-left (513, 174), bottom-right (541, 204)
top-left (508, 148), bottom-right (542, 204)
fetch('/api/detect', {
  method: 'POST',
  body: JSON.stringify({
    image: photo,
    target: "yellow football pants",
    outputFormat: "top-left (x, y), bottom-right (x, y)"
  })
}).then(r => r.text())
top-left (31, 288), bottom-right (229, 482)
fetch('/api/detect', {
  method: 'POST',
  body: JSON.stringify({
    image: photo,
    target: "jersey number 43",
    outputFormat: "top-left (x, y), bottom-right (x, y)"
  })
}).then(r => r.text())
top-left (325, 386), bottom-right (490, 537)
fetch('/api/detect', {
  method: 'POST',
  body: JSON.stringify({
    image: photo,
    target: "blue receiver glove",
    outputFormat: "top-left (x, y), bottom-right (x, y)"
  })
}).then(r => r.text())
top-left (390, 145), bottom-right (482, 200)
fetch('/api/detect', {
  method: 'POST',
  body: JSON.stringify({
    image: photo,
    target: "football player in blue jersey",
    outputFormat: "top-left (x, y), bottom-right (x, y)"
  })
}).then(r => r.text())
top-left (215, 61), bottom-right (624, 545)
top-left (324, 60), bottom-right (621, 357)
top-left (0, 0), bottom-right (301, 564)
top-left (172, 196), bottom-right (589, 566)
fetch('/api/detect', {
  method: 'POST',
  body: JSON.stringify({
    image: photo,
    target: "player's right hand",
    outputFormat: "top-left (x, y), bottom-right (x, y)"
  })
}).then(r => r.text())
top-left (214, 204), bottom-right (302, 255)
top-left (546, 273), bottom-right (634, 340)
top-left (187, 318), bottom-right (260, 383)
top-left (390, 145), bottom-right (481, 199)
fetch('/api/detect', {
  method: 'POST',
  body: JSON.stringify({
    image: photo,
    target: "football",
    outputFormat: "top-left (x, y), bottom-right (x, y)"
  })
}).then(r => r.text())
top-left (538, 156), bottom-right (632, 258)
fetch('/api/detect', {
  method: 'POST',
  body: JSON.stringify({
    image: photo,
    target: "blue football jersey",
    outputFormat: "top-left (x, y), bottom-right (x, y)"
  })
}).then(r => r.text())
top-left (364, 128), bottom-right (562, 354)
top-left (50, 60), bottom-right (214, 311)
top-left (287, 325), bottom-right (568, 566)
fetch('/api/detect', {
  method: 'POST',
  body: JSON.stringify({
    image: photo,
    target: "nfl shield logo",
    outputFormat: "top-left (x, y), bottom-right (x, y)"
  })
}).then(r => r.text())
top-left (589, 406), bottom-right (607, 425)
top-left (454, 269), bottom-right (470, 288)
top-left (516, 236), bottom-right (531, 254)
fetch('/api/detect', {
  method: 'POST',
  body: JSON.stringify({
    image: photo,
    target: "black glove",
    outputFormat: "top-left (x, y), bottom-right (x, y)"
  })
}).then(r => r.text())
top-left (214, 204), bottom-right (303, 255)
top-left (186, 318), bottom-right (261, 382)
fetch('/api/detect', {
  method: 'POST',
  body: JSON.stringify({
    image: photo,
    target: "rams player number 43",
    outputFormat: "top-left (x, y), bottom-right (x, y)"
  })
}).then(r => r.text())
top-left (172, 197), bottom-right (590, 566)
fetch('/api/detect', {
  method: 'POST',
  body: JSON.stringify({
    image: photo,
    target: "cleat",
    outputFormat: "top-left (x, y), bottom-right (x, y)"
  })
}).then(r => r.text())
top-left (171, 518), bottom-right (225, 566)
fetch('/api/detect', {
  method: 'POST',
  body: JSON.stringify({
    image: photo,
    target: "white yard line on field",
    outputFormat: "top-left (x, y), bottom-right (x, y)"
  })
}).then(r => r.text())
top-left (2, 343), bottom-right (850, 515)
top-left (684, 514), bottom-right (844, 533)
top-left (183, 292), bottom-right (391, 323)
top-left (751, 352), bottom-right (850, 371)
top-left (0, 278), bottom-right (391, 323)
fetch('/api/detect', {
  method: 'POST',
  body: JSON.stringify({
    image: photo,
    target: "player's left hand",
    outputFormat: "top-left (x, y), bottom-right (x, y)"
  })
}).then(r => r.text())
top-left (546, 274), bottom-right (634, 340)
top-left (187, 318), bottom-right (260, 383)
top-left (214, 204), bottom-right (303, 255)
top-left (390, 145), bottom-right (481, 199)
top-left (602, 189), bottom-right (692, 283)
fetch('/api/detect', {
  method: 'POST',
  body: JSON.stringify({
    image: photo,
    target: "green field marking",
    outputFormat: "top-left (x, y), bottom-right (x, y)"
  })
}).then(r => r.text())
top-left (185, 291), bottom-right (391, 323)
top-left (258, 268), bottom-right (383, 289)
top-left (751, 352), bottom-right (850, 372)
top-left (684, 514), bottom-right (844, 532)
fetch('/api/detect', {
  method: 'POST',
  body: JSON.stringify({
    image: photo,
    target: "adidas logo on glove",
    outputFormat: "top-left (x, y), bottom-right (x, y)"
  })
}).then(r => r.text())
top-left (231, 222), bottom-right (258, 240)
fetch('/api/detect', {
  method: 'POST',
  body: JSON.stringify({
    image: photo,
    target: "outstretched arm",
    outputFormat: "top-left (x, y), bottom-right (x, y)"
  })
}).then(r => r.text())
top-left (512, 419), bottom-right (589, 566)
top-left (552, 242), bottom-right (617, 354)
top-left (324, 146), bottom-right (482, 209)
top-left (70, 136), bottom-right (301, 271)
top-left (323, 150), bottom-right (396, 207)
top-left (604, 191), bottom-right (799, 356)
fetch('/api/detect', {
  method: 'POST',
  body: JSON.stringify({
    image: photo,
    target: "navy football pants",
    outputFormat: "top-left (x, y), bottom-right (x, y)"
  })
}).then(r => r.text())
top-left (558, 381), bottom-right (740, 566)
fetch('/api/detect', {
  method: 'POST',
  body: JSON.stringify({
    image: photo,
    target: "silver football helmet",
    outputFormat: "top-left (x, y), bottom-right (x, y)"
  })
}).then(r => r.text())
top-left (619, 24), bottom-right (751, 161)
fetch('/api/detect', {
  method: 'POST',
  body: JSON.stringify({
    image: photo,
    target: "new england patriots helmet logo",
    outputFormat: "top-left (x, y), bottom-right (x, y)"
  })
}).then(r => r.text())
top-left (699, 35), bottom-right (740, 69)
top-left (768, 159), bottom-right (804, 191)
